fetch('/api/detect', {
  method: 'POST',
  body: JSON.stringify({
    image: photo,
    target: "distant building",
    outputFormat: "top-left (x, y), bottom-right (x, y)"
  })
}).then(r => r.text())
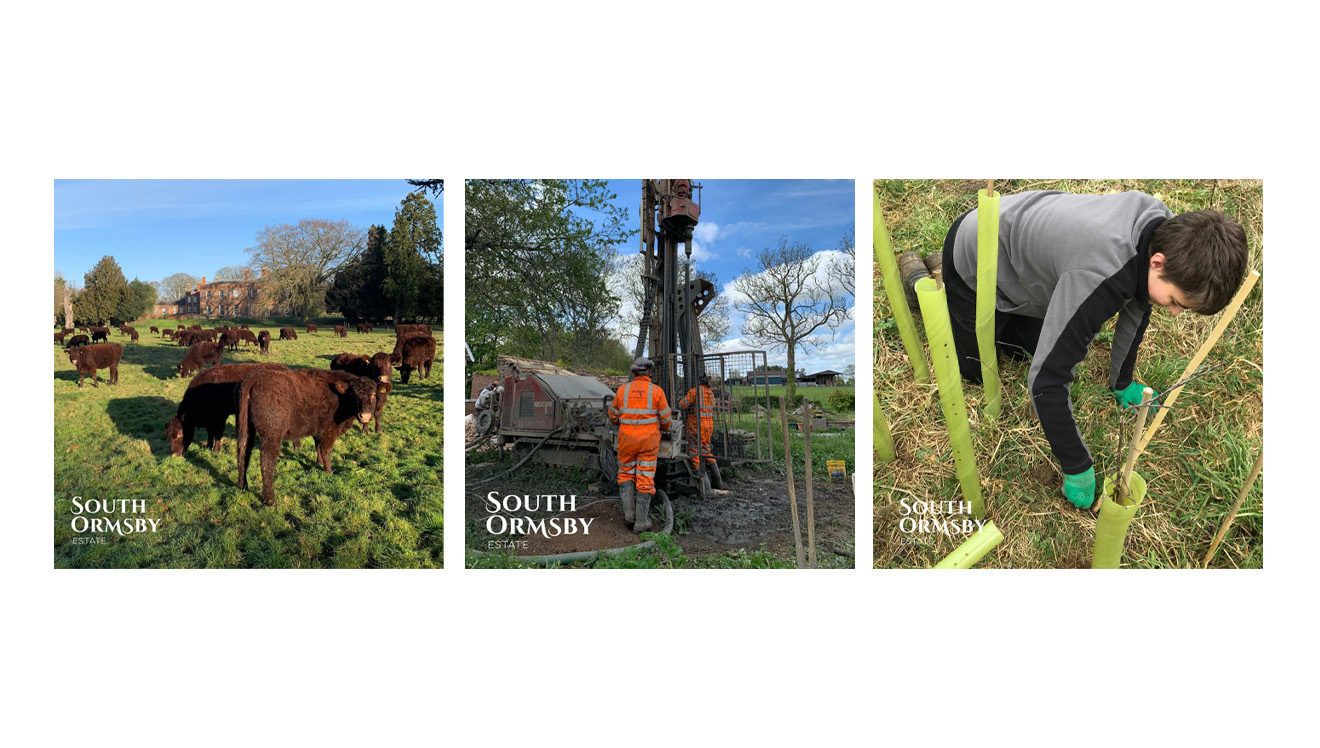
top-left (153, 269), bottom-right (289, 319)
top-left (744, 369), bottom-right (788, 386)
top-left (801, 370), bottom-right (843, 386)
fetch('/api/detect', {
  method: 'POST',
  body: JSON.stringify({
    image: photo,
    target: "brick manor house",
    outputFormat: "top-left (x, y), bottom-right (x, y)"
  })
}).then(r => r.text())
top-left (153, 268), bottom-right (291, 319)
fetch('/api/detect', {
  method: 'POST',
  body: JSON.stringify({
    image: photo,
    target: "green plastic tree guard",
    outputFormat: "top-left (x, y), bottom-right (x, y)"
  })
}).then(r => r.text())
top-left (874, 391), bottom-right (896, 462)
top-left (976, 188), bottom-right (1001, 418)
top-left (914, 276), bottom-right (984, 518)
top-left (1092, 470), bottom-right (1148, 569)
top-left (933, 521), bottom-right (1003, 568)
top-left (874, 189), bottom-right (930, 383)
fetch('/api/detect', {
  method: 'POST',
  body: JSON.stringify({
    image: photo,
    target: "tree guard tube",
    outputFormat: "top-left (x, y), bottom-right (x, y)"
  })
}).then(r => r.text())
top-left (874, 391), bottom-right (896, 462)
top-left (874, 190), bottom-right (930, 383)
top-left (975, 188), bottom-right (1001, 418)
top-left (915, 276), bottom-right (984, 518)
top-left (933, 521), bottom-right (1003, 568)
top-left (1092, 470), bottom-right (1147, 569)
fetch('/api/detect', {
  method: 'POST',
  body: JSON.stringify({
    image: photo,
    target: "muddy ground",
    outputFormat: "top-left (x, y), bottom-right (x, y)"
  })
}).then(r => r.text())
top-left (465, 457), bottom-right (855, 566)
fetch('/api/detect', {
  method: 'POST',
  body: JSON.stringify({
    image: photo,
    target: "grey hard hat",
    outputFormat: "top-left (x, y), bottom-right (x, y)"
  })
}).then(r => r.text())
top-left (630, 357), bottom-right (654, 373)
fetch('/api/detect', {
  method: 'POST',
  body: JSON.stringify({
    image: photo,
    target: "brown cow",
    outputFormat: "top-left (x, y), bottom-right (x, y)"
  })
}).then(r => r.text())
top-left (389, 330), bottom-right (426, 365)
top-left (330, 352), bottom-right (394, 432)
top-left (394, 323), bottom-right (432, 338)
top-left (219, 329), bottom-right (241, 351)
top-left (257, 330), bottom-right (271, 353)
top-left (66, 343), bottom-right (122, 388)
top-left (150, 326), bottom-right (159, 334)
top-left (279, 327), bottom-right (298, 340)
top-left (166, 362), bottom-right (289, 457)
top-left (63, 334), bottom-right (90, 349)
top-left (334, 325), bottom-right (346, 338)
top-left (128, 328), bottom-right (139, 342)
top-left (399, 335), bottom-right (436, 383)
top-left (163, 329), bottom-right (176, 340)
top-left (54, 331), bottom-right (66, 344)
top-left (355, 323), bottom-right (372, 334)
top-left (90, 328), bottom-right (109, 343)
top-left (237, 329), bottom-right (258, 347)
top-left (178, 341), bottom-right (223, 377)
top-left (235, 369), bottom-right (378, 506)
top-left (175, 330), bottom-right (197, 347)
top-left (306, 323), bottom-right (318, 334)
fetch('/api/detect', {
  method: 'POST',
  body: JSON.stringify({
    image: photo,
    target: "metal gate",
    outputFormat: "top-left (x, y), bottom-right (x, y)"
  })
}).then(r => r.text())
top-left (652, 350), bottom-right (773, 466)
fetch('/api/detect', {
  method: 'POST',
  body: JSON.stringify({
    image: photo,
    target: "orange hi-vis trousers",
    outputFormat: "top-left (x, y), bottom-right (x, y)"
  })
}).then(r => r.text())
top-left (609, 376), bottom-right (671, 495)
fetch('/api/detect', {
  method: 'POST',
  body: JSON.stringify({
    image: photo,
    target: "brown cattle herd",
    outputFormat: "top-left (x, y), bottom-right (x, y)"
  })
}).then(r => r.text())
top-left (57, 320), bottom-right (437, 507)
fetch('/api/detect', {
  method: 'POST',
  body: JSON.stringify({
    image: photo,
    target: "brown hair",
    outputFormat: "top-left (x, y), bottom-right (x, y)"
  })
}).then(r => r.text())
top-left (1149, 210), bottom-right (1249, 314)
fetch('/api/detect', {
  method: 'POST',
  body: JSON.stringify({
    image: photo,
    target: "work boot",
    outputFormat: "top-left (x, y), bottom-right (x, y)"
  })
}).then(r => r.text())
top-left (619, 482), bottom-right (636, 525)
top-left (634, 493), bottom-right (653, 534)
top-left (897, 251), bottom-right (931, 311)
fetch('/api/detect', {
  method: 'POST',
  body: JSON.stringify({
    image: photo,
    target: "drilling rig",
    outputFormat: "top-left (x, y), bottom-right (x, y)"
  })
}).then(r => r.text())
top-left (474, 179), bottom-right (773, 500)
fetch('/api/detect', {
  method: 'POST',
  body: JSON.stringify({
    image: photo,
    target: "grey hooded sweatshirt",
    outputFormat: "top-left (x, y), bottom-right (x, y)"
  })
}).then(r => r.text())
top-left (950, 190), bottom-right (1171, 474)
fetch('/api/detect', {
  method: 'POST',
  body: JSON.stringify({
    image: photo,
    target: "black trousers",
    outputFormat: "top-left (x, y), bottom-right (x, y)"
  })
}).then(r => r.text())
top-left (942, 212), bottom-right (1043, 384)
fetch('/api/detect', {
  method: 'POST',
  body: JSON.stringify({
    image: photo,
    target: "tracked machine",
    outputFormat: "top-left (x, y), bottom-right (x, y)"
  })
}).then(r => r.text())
top-left (476, 180), bottom-right (773, 498)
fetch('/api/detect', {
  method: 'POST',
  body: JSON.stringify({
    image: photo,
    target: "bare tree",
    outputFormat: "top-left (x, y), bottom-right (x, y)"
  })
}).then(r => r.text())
top-left (246, 220), bottom-right (364, 319)
top-left (732, 238), bottom-right (851, 401)
top-left (830, 229), bottom-right (856, 298)
top-left (157, 273), bottom-right (196, 303)
top-left (213, 265), bottom-right (251, 281)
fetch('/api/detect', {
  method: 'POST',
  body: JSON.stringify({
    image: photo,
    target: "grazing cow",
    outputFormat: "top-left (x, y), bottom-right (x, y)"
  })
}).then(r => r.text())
top-left (257, 330), bottom-right (271, 354)
top-left (306, 323), bottom-right (318, 334)
top-left (237, 329), bottom-right (258, 347)
top-left (63, 328), bottom-right (75, 336)
top-left (389, 330), bottom-right (426, 365)
top-left (399, 335), bottom-right (436, 384)
top-left (279, 327), bottom-right (298, 340)
top-left (162, 329), bottom-right (176, 340)
top-left (128, 328), bottom-right (140, 342)
top-left (66, 343), bottom-right (122, 388)
top-left (54, 331), bottom-right (66, 344)
top-left (176, 330), bottom-right (196, 347)
top-left (78, 326), bottom-right (89, 333)
top-left (178, 341), bottom-right (223, 377)
top-left (196, 329), bottom-right (217, 343)
top-left (91, 329), bottom-right (108, 344)
top-left (219, 329), bottom-right (241, 351)
top-left (355, 323), bottom-right (372, 334)
top-left (334, 325), bottom-right (346, 338)
top-left (150, 326), bottom-right (159, 334)
top-left (241, 324), bottom-right (249, 329)
top-left (235, 369), bottom-right (378, 506)
top-left (166, 362), bottom-right (289, 457)
top-left (63, 334), bottom-right (90, 349)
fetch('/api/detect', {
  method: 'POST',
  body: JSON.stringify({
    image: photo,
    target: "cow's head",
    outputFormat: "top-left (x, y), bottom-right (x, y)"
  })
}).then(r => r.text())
top-left (333, 377), bottom-right (377, 423)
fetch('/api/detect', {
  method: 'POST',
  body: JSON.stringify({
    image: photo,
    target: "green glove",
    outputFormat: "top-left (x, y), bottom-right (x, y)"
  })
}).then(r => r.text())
top-left (1113, 381), bottom-right (1153, 409)
top-left (1062, 467), bottom-right (1096, 509)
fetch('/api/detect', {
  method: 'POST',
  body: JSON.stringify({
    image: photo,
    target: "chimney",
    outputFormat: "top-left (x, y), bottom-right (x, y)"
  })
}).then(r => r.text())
top-left (201, 276), bottom-right (206, 286)
top-left (244, 268), bottom-right (251, 281)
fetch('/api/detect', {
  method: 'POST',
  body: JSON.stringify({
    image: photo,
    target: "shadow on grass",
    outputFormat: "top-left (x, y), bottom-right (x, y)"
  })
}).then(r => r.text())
top-left (105, 396), bottom-right (177, 457)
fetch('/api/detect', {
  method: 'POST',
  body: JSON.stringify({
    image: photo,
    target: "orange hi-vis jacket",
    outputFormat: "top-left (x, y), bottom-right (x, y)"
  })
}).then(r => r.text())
top-left (608, 375), bottom-right (672, 494)
top-left (679, 385), bottom-right (716, 469)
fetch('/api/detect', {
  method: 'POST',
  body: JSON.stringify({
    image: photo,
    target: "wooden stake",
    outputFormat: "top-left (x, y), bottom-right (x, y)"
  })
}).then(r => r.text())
top-left (987, 179), bottom-right (995, 197)
top-left (1117, 387), bottom-right (1154, 505)
top-left (1202, 450), bottom-right (1264, 568)
top-left (1138, 270), bottom-right (1260, 456)
top-left (803, 403), bottom-right (817, 569)
top-left (780, 397), bottom-right (805, 568)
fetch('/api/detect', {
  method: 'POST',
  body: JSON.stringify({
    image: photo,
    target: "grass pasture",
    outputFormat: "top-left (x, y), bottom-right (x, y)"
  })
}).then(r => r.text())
top-left (874, 179), bottom-right (1264, 569)
top-left (54, 319), bottom-right (443, 568)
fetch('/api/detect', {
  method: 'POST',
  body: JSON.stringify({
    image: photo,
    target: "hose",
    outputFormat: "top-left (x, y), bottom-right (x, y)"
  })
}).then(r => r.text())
top-left (464, 426), bottom-right (567, 488)
top-left (469, 489), bottom-right (674, 567)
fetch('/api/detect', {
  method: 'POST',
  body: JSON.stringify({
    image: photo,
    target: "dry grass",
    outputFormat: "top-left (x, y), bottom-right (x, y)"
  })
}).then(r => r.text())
top-left (874, 179), bottom-right (1263, 569)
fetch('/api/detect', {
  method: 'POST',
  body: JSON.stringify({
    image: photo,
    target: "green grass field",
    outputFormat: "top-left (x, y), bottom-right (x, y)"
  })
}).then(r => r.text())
top-left (54, 319), bottom-right (443, 568)
top-left (874, 179), bottom-right (1263, 569)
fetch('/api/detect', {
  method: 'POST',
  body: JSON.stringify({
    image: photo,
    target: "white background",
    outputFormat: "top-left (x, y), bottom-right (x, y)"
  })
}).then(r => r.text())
top-left (5, 2), bottom-right (1311, 745)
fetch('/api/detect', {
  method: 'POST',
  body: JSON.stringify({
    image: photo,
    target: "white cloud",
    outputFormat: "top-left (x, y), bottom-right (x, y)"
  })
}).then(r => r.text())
top-left (694, 221), bottom-right (719, 245)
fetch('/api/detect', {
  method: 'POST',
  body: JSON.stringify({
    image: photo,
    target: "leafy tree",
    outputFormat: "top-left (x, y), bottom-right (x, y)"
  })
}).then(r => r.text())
top-left (122, 279), bottom-right (156, 321)
top-left (78, 256), bottom-right (131, 324)
top-left (731, 238), bottom-right (851, 401)
top-left (466, 179), bottom-right (633, 370)
top-left (406, 179), bottom-right (444, 197)
top-left (156, 273), bottom-right (196, 302)
top-left (54, 275), bottom-right (68, 327)
top-left (246, 219), bottom-right (364, 320)
top-left (327, 224), bottom-right (389, 320)
top-left (384, 192), bottom-right (441, 321)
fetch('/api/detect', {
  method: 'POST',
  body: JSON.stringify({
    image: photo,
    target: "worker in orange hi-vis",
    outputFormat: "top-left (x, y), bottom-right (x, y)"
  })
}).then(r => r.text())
top-left (679, 374), bottom-right (716, 475)
top-left (608, 358), bottom-right (672, 533)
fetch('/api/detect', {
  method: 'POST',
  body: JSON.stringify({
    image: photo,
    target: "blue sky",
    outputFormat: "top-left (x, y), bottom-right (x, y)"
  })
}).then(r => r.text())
top-left (55, 179), bottom-right (443, 285)
top-left (603, 179), bottom-right (856, 375)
